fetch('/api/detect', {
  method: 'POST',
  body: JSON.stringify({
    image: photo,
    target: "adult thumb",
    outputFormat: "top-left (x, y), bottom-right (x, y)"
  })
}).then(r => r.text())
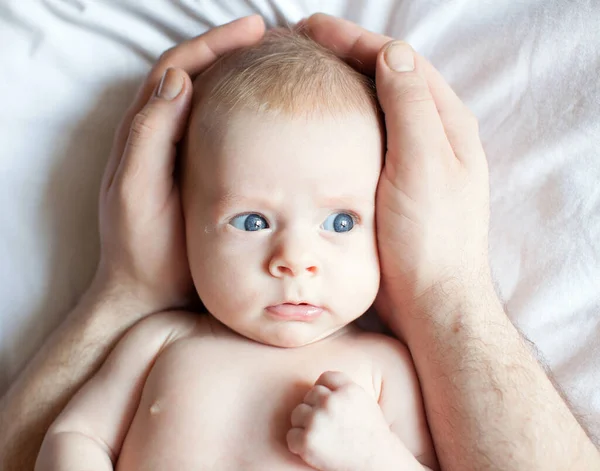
top-left (114, 67), bottom-right (192, 189)
top-left (375, 41), bottom-right (453, 183)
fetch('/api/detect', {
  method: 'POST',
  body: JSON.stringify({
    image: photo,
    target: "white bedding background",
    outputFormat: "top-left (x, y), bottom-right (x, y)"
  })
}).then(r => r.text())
top-left (1, 0), bottom-right (599, 439)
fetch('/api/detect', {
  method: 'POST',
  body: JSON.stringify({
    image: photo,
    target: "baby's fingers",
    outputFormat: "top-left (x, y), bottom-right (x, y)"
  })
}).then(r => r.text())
top-left (290, 403), bottom-right (313, 428)
top-left (314, 370), bottom-right (355, 391)
top-left (286, 428), bottom-right (306, 456)
top-left (303, 385), bottom-right (331, 407)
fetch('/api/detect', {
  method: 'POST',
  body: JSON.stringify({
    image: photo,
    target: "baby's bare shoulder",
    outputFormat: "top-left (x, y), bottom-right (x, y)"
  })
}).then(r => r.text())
top-left (346, 329), bottom-right (417, 393)
top-left (128, 310), bottom-right (211, 346)
top-left (350, 329), bottom-right (412, 366)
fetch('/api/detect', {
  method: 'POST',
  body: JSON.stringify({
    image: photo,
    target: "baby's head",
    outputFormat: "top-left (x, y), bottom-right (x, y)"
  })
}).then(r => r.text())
top-left (180, 29), bottom-right (384, 348)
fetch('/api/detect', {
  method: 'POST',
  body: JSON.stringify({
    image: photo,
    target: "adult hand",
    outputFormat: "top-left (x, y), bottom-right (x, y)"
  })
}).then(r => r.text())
top-left (0, 17), bottom-right (267, 471)
top-left (93, 15), bottom-right (266, 316)
top-left (303, 14), bottom-right (492, 337)
top-left (305, 15), bottom-right (600, 471)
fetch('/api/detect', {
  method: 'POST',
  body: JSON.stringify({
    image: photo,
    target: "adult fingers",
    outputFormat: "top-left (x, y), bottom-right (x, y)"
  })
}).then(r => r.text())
top-left (376, 42), bottom-right (485, 172)
top-left (304, 13), bottom-right (391, 75)
top-left (131, 14), bottom-right (265, 118)
top-left (111, 67), bottom-right (191, 195)
top-left (376, 41), bottom-right (456, 183)
top-left (306, 13), bottom-right (482, 167)
top-left (103, 14), bottom-right (266, 192)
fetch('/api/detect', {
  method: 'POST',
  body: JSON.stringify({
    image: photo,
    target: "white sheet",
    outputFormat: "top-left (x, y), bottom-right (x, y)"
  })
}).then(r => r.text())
top-left (1, 0), bottom-right (599, 440)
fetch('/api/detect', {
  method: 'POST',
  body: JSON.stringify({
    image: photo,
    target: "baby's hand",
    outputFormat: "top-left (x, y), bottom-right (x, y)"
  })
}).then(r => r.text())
top-left (287, 371), bottom-right (398, 471)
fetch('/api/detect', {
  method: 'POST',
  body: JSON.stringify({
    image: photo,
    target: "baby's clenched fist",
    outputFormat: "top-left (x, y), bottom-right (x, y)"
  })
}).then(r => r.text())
top-left (287, 371), bottom-right (396, 471)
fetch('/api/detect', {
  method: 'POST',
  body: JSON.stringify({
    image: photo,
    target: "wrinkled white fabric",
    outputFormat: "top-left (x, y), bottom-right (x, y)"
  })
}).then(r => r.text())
top-left (1, 0), bottom-right (598, 439)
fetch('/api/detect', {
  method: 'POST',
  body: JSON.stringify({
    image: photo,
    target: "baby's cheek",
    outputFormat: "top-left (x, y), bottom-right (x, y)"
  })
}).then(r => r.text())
top-left (331, 243), bottom-right (379, 316)
top-left (194, 236), bottom-right (267, 315)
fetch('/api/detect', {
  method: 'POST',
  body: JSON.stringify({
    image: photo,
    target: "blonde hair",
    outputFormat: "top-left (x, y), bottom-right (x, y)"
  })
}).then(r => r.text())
top-left (191, 28), bottom-right (378, 122)
top-left (179, 29), bottom-right (381, 197)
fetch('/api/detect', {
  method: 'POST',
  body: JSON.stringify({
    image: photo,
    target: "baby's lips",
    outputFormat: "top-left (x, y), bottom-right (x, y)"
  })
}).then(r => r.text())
top-left (266, 303), bottom-right (323, 320)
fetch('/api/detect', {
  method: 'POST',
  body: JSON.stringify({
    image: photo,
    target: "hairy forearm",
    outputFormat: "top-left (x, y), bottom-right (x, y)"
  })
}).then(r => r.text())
top-left (0, 283), bottom-right (150, 471)
top-left (402, 278), bottom-right (600, 471)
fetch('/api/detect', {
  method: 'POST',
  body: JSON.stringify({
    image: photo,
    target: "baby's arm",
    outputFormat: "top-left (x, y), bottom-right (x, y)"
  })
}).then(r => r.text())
top-left (373, 335), bottom-right (438, 470)
top-left (35, 311), bottom-right (198, 471)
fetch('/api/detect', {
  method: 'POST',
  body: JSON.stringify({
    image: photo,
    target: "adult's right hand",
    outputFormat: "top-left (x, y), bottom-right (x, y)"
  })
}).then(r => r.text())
top-left (93, 15), bottom-right (266, 316)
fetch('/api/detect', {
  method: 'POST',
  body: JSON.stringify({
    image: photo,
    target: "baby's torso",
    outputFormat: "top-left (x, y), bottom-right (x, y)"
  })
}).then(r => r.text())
top-left (116, 315), bottom-right (400, 470)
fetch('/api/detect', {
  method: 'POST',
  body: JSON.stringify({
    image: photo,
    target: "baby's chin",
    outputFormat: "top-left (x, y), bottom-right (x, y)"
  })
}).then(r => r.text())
top-left (223, 318), bottom-right (352, 349)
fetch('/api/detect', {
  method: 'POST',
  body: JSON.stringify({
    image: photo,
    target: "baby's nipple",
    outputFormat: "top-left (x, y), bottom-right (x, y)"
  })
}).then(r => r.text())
top-left (149, 399), bottom-right (161, 415)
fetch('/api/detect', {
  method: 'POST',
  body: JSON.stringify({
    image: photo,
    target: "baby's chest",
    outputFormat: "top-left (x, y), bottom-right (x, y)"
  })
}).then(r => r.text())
top-left (144, 337), bottom-right (377, 422)
top-left (121, 337), bottom-right (379, 469)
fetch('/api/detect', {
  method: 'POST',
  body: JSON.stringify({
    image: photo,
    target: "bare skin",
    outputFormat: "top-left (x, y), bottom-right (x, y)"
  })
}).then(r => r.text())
top-left (36, 312), bottom-right (437, 470)
top-left (304, 13), bottom-right (600, 470)
top-left (35, 43), bottom-right (441, 468)
top-left (3, 11), bottom-right (599, 471)
top-left (0, 15), bottom-right (268, 471)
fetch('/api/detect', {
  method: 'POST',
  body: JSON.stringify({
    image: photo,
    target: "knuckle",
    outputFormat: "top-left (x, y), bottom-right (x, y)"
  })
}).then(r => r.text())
top-left (320, 370), bottom-right (338, 380)
top-left (129, 110), bottom-right (158, 144)
top-left (157, 47), bottom-right (176, 65)
top-left (286, 429), bottom-right (301, 453)
top-left (291, 430), bottom-right (311, 454)
top-left (393, 74), bottom-right (433, 105)
top-left (307, 385), bottom-right (328, 406)
top-left (322, 392), bottom-right (341, 412)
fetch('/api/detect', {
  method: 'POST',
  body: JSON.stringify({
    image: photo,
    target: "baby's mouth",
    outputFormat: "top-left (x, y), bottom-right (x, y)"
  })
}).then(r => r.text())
top-left (265, 303), bottom-right (323, 321)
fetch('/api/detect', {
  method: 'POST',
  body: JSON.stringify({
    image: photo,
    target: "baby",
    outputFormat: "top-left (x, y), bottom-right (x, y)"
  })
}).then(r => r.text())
top-left (36, 30), bottom-right (438, 470)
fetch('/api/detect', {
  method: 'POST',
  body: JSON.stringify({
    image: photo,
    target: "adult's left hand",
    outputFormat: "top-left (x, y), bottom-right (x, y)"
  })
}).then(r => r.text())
top-left (302, 14), bottom-right (492, 339)
top-left (303, 15), bottom-right (600, 471)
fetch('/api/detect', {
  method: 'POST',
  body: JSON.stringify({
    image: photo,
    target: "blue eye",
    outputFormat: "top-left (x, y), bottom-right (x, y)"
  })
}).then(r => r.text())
top-left (322, 213), bottom-right (355, 233)
top-left (229, 213), bottom-right (269, 231)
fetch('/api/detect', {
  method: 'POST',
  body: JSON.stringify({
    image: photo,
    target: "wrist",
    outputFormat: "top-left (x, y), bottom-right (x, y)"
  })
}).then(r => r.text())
top-left (70, 268), bottom-right (161, 325)
top-left (389, 266), bottom-right (503, 342)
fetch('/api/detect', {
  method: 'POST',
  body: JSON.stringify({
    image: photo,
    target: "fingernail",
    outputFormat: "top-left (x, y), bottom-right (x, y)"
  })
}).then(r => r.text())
top-left (157, 68), bottom-right (183, 100)
top-left (384, 41), bottom-right (415, 72)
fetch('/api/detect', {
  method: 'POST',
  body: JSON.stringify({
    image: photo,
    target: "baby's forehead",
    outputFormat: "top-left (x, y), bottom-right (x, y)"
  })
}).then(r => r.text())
top-left (188, 109), bottom-right (383, 202)
top-left (181, 30), bottom-right (384, 200)
top-left (198, 108), bottom-right (381, 160)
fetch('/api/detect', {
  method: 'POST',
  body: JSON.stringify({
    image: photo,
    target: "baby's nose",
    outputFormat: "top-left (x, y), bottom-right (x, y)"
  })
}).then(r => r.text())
top-left (268, 236), bottom-right (318, 278)
top-left (271, 263), bottom-right (317, 277)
